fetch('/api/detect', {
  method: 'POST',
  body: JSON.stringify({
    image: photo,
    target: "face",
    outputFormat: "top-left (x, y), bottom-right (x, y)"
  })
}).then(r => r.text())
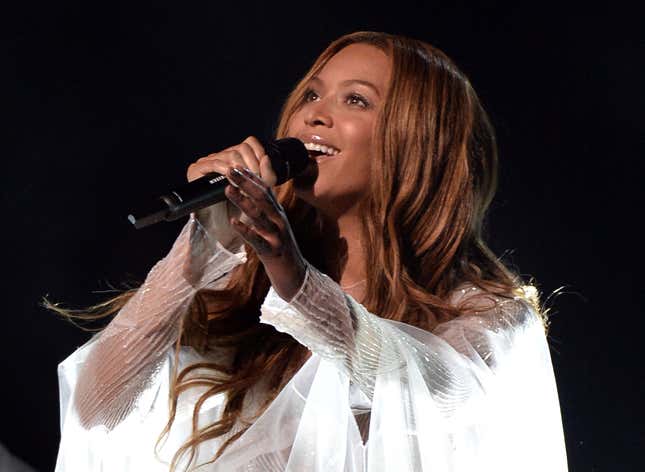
top-left (286, 43), bottom-right (391, 219)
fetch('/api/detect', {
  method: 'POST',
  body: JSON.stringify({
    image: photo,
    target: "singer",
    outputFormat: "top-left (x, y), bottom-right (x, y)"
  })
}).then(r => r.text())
top-left (52, 31), bottom-right (568, 471)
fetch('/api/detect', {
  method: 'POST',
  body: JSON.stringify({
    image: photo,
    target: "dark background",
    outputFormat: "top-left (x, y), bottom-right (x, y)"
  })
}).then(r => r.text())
top-left (2, 1), bottom-right (642, 471)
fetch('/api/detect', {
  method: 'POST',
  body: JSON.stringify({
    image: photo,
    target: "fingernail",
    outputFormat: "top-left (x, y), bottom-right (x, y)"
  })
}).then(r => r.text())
top-left (231, 167), bottom-right (244, 178)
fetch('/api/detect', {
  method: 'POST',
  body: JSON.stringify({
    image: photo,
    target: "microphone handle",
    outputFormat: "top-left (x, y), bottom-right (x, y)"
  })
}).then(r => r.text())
top-left (163, 172), bottom-right (230, 220)
top-left (127, 172), bottom-right (229, 229)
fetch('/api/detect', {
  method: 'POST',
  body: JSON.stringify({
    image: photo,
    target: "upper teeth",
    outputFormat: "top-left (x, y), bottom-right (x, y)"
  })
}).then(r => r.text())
top-left (304, 142), bottom-right (340, 156)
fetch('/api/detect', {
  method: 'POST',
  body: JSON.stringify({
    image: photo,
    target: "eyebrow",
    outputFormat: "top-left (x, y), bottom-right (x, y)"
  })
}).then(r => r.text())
top-left (310, 76), bottom-right (381, 98)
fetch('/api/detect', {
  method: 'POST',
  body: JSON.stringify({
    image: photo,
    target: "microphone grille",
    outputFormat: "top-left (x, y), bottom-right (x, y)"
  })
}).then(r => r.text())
top-left (266, 138), bottom-right (309, 184)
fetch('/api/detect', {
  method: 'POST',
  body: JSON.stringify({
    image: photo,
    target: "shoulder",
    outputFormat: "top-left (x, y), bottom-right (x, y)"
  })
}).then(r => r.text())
top-left (433, 283), bottom-right (547, 369)
top-left (443, 281), bottom-right (543, 333)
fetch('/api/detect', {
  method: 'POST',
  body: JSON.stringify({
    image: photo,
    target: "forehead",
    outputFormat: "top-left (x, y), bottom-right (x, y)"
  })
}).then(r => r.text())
top-left (315, 43), bottom-right (391, 94)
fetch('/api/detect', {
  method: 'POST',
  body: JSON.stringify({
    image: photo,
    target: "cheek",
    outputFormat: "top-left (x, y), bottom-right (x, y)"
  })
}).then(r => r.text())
top-left (284, 115), bottom-right (297, 136)
top-left (343, 119), bottom-right (374, 154)
top-left (354, 155), bottom-right (372, 188)
top-left (315, 150), bottom-right (371, 197)
top-left (344, 120), bottom-right (375, 180)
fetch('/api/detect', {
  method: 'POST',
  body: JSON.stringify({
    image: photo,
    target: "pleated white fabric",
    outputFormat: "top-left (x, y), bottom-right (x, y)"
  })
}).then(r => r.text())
top-left (56, 205), bottom-right (568, 471)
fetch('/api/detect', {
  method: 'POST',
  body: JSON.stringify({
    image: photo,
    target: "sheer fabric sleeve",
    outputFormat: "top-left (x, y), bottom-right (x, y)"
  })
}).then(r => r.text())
top-left (259, 260), bottom-right (500, 402)
top-left (259, 260), bottom-right (568, 471)
top-left (70, 202), bottom-right (247, 431)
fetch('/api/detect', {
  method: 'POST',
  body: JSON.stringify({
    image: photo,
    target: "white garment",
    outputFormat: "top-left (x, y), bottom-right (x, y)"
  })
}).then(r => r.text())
top-left (56, 208), bottom-right (568, 471)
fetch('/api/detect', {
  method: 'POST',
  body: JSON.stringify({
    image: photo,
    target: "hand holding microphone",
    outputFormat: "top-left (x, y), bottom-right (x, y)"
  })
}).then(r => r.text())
top-left (187, 135), bottom-right (309, 301)
top-left (187, 136), bottom-right (278, 187)
top-left (127, 135), bottom-right (310, 300)
top-left (185, 136), bottom-right (278, 247)
top-left (127, 136), bottom-right (309, 229)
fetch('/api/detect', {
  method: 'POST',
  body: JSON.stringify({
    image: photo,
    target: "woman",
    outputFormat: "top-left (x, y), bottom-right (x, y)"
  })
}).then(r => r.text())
top-left (53, 31), bottom-right (568, 471)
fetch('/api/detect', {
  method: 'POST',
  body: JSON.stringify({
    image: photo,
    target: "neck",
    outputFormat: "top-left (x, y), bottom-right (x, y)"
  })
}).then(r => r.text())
top-left (319, 208), bottom-right (367, 288)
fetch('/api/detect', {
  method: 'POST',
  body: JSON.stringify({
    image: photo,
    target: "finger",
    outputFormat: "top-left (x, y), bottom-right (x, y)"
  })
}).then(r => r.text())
top-left (242, 136), bottom-right (266, 161)
top-left (219, 150), bottom-right (261, 194)
top-left (242, 136), bottom-right (278, 187)
top-left (235, 142), bottom-right (262, 175)
top-left (219, 138), bottom-right (263, 174)
top-left (231, 167), bottom-right (283, 211)
top-left (202, 150), bottom-right (249, 189)
top-left (199, 149), bottom-right (246, 167)
top-left (225, 185), bottom-right (281, 234)
top-left (188, 136), bottom-right (264, 183)
top-left (227, 167), bottom-right (274, 205)
top-left (230, 217), bottom-right (275, 255)
top-left (187, 159), bottom-right (225, 182)
top-left (187, 150), bottom-right (243, 183)
top-left (223, 149), bottom-right (248, 169)
top-left (259, 153), bottom-right (278, 187)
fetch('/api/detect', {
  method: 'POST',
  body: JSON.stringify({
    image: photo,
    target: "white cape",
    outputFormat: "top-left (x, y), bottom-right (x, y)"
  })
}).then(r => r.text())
top-left (56, 298), bottom-right (568, 471)
top-left (56, 212), bottom-right (568, 471)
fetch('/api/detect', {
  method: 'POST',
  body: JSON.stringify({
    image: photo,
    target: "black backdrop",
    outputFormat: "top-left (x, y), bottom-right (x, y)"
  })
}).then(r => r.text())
top-left (2, 1), bottom-right (642, 471)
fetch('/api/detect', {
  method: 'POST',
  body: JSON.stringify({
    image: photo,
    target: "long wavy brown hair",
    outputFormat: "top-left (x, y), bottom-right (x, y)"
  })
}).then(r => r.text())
top-left (47, 31), bottom-right (545, 471)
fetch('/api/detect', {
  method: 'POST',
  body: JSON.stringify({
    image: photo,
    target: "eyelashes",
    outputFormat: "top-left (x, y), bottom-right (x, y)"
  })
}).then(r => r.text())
top-left (346, 93), bottom-right (370, 108)
top-left (302, 88), bottom-right (371, 108)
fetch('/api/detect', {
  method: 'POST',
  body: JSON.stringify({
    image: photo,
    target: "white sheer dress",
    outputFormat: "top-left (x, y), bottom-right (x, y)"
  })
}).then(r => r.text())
top-left (55, 203), bottom-right (568, 471)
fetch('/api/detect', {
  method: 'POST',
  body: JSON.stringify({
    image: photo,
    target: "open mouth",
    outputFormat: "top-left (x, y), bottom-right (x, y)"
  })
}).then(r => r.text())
top-left (304, 142), bottom-right (341, 160)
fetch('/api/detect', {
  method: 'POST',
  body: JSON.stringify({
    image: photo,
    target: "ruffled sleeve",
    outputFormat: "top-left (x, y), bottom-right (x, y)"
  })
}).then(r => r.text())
top-left (259, 260), bottom-right (569, 471)
top-left (65, 202), bottom-right (248, 432)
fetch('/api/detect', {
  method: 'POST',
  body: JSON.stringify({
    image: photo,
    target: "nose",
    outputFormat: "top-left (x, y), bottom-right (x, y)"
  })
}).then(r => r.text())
top-left (304, 99), bottom-right (333, 128)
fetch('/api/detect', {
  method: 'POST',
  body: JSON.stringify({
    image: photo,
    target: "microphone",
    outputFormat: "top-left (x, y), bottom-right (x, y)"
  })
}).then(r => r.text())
top-left (127, 137), bottom-right (309, 229)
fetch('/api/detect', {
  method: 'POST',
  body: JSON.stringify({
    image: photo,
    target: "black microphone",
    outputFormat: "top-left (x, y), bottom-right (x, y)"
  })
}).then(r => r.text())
top-left (127, 138), bottom-right (309, 229)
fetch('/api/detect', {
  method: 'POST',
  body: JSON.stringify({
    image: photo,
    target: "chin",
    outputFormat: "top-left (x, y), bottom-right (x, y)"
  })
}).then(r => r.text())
top-left (294, 186), bottom-right (363, 223)
top-left (293, 180), bottom-right (324, 208)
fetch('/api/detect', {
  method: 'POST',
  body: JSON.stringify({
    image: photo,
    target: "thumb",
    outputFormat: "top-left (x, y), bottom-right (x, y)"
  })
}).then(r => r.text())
top-left (259, 153), bottom-right (278, 188)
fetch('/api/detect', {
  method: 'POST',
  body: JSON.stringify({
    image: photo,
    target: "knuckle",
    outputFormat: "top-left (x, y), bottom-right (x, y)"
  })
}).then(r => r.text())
top-left (224, 150), bottom-right (241, 161)
top-left (239, 142), bottom-right (252, 153)
top-left (245, 135), bottom-right (265, 153)
top-left (273, 240), bottom-right (285, 253)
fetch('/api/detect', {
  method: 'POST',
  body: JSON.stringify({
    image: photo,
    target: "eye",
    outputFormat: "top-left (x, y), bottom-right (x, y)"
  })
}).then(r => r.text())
top-left (303, 88), bottom-right (319, 102)
top-left (346, 93), bottom-right (370, 108)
